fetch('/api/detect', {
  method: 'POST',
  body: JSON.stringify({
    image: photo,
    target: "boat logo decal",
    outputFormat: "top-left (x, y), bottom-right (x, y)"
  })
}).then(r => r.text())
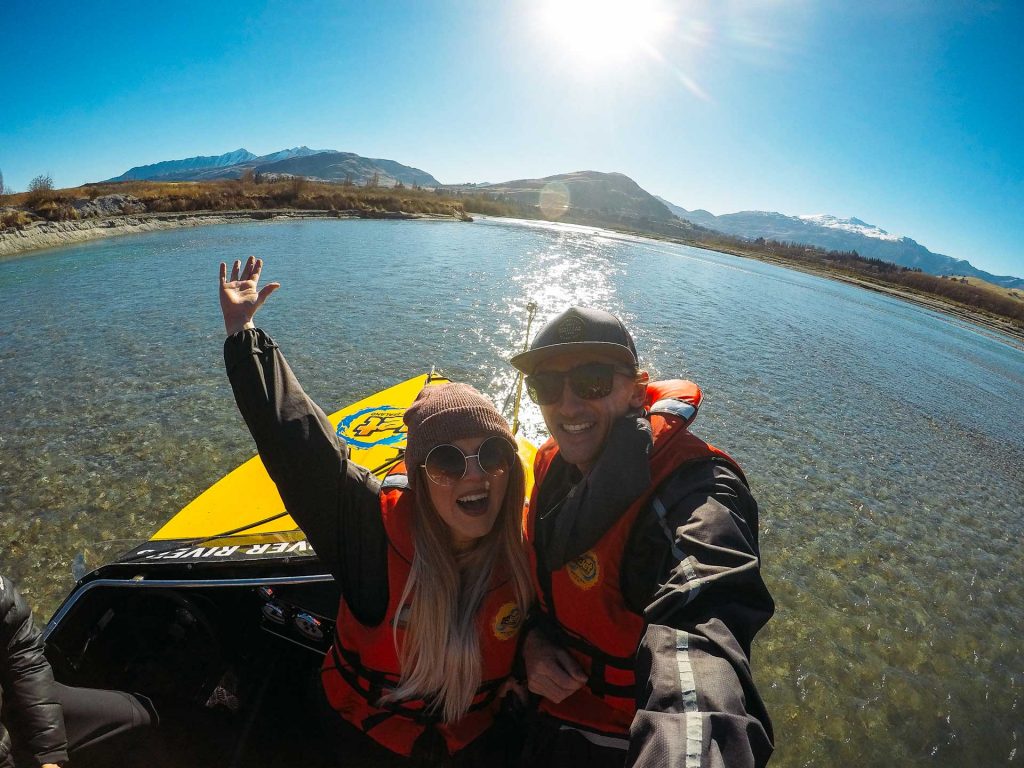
top-left (337, 405), bottom-right (407, 449)
top-left (131, 540), bottom-right (313, 561)
top-left (493, 601), bottom-right (522, 641)
top-left (567, 551), bottom-right (600, 590)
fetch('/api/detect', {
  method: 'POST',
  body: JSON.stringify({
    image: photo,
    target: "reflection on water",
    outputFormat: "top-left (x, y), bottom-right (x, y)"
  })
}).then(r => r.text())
top-left (1, 217), bottom-right (1022, 766)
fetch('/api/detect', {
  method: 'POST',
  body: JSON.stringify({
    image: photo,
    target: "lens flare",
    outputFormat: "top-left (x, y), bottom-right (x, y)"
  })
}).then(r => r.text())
top-left (539, 182), bottom-right (571, 219)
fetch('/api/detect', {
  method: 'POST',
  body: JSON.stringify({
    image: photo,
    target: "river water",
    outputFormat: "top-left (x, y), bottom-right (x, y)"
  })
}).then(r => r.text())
top-left (1, 217), bottom-right (1021, 766)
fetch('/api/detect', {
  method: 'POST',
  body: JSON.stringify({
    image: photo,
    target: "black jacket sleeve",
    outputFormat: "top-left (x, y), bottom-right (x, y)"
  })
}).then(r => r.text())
top-left (623, 460), bottom-right (775, 768)
top-left (0, 575), bottom-right (69, 767)
top-left (223, 328), bottom-right (389, 626)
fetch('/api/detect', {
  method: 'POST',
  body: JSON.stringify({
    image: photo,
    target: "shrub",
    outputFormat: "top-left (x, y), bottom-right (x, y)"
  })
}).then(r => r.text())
top-left (26, 174), bottom-right (55, 206)
top-left (289, 176), bottom-right (308, 198)
top-left (33, 200), bottom-right (80, 222)
top-left (0, 209), bottom-right (33, 229)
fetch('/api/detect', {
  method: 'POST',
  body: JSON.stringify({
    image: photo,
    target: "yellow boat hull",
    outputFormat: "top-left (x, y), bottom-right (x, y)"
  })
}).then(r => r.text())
top-left (153, 373), bottom-right (535, 542)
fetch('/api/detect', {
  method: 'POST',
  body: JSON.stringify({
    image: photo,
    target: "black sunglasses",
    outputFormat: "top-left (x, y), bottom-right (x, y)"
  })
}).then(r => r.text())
top-left (525, 362), bottom-right (636, 406)
top-left (421, 436), bottom-right (518, 487)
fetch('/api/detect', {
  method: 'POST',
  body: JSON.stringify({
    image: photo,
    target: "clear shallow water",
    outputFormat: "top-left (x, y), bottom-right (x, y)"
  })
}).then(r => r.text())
top-left (1, 217), bottom-right (1021, 766)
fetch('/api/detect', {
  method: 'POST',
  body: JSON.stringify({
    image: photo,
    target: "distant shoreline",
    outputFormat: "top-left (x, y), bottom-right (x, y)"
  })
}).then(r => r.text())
top-left (479, 216), bottom-right (1024, 347)
top-left (2, 209), bottom-right (1021, 347)
top-left (526, 217), bottom-right (1024, 347)
top-left (690, 241), bottom-right (1024, 347)
top-left (0, 208), bottom-right (461, 259)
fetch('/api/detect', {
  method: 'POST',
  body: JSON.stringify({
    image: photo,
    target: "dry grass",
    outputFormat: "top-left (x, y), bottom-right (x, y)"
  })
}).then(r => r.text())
top-left (2, 178), bottom-right (534, 227)
top-left (4, 179), bottom-right (455, 218)
top-left (68, 179), bottom-right (531, 219)
top-left (1, 209), bottom-right (35, 229)
top-left (947, 275), bottom-right (1024, 304)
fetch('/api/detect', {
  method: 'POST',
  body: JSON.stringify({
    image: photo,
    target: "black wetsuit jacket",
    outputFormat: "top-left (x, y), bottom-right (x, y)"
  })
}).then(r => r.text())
top-left (0, 575), bottom-right (68, 768)
top-left (225, 329), bottom-right (391, 624)
top-left (531, 407), bottom-right (776, 768)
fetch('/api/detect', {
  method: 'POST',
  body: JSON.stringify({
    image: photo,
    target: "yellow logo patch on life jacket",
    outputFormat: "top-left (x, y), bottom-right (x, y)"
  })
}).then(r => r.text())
top-left (492, 601), bottom-right (522, 641)
top-left (567, 551), bottom-right (600, 590)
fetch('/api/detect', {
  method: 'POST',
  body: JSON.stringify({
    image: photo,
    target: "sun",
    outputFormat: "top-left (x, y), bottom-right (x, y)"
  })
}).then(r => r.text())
top-left (537, 0), bottom-right (673, 68)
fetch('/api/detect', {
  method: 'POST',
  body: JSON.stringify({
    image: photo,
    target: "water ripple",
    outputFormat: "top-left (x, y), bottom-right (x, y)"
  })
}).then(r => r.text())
top-left (1, 217), bottom-right (1022, 767)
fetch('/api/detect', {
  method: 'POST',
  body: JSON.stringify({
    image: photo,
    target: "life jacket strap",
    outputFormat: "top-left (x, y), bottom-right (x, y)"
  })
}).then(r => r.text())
top-left (328, 642), bottom-right (505, 728)
top-left (534, 615), bottom-right (637, 700)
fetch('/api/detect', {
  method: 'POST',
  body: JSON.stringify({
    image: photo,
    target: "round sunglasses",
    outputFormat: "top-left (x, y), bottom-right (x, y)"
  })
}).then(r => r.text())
top-left (421, 436), bottom-right (518, 486)
top-left (525, 362), bottom-right (636, 406)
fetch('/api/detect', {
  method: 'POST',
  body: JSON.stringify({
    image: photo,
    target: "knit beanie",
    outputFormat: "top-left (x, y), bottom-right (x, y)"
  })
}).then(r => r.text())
top-left (403, 383), bottom-right (515, 470)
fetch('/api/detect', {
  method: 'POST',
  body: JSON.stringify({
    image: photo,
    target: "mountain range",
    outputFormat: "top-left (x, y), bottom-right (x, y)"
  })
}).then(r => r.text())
top-left (451, 171), bottom-right (682, 224)
top-left (107, 147), bottom-right (440, 187)
top-left (655, 198), bottom-right (1023, 289)
top-left (102, 147), bottom-right (1020, 287)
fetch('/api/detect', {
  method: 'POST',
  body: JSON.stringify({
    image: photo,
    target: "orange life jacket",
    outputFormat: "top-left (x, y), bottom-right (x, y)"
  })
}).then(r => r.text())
top-left (321, 472), bottom-right (524, 758)
top-left (526, 380), bottom-right (746, 737)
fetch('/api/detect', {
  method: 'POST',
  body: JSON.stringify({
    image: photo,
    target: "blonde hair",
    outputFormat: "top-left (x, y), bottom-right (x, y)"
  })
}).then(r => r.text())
top-left (381, 453), bottom-right (532, 722)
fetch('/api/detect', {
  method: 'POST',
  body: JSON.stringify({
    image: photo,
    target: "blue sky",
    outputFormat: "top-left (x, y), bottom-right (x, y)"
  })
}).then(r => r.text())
top-left (2, 0), bottom-right (1021, 277)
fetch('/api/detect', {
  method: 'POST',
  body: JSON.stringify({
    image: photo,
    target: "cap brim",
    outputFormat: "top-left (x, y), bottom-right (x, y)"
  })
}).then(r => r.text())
top-left (509, 342), bottom-right (637, 375)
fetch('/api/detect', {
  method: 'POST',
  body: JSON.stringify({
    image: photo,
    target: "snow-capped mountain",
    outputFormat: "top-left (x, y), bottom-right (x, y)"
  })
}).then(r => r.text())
top-left (656, 197), bottom-right (1023, 289)
top-left (797, 214), bottom-right (903, 242)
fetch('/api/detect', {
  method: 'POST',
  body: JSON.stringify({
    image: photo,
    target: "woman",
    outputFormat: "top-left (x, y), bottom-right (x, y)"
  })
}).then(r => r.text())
top-left (218, 257), bottom-right (532, 766)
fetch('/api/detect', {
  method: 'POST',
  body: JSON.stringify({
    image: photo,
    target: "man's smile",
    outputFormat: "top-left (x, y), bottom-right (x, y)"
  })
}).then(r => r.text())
top-left (561, 422), bottom-right (595, 434)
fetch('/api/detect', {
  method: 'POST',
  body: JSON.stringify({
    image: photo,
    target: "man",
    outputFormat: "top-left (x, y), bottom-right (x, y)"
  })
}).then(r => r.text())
top-left (510, 307), bottom-right (774, 768)
top-left (0, 575), bottom-right (157, 768)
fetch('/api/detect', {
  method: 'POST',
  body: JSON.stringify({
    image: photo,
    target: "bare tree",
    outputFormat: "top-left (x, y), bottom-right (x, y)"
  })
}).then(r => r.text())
top-left (26, 173), bottom-right (55, 206)
top-left (28, 174), bottom-right (54, 193)
top-left (0, 167), bottom-right (5, 196)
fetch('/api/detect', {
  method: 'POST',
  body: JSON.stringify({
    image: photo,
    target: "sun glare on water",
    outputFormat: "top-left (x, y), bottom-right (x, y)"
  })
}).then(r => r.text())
top-left (538, 0), bottom-right (673, 68)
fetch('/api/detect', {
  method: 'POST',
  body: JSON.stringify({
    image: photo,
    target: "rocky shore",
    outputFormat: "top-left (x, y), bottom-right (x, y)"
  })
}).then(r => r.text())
top-left (0, 207), bottom-right (461, 259)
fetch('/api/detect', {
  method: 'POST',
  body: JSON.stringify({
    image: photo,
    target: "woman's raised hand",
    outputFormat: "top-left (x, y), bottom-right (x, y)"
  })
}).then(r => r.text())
top-left (219, 257), bottom-right (281, 336)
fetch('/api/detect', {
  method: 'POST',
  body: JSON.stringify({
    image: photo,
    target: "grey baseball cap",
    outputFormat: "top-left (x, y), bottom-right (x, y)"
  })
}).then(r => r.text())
top-left (510, 306), bottom-right (638, 374)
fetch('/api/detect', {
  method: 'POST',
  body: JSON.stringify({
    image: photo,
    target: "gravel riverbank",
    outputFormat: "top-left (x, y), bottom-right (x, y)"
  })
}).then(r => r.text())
top-left (0, 208), bottom-right (453, 259)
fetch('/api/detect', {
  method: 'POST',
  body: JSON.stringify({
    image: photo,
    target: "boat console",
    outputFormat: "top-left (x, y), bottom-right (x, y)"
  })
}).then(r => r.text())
top-left (45, 571), bottom-right (344, 767)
